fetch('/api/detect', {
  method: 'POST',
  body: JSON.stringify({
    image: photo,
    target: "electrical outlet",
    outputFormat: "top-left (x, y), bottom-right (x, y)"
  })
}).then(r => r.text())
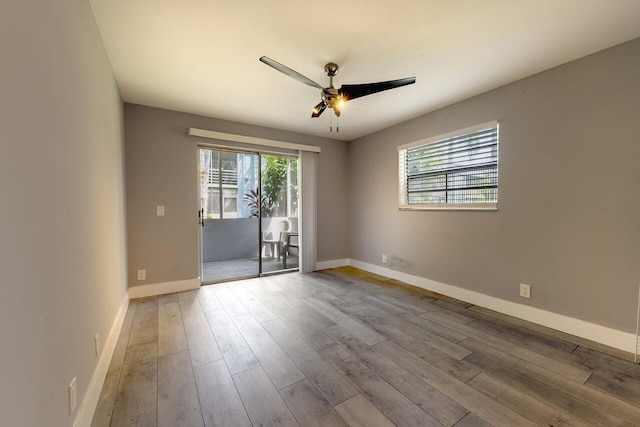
top-left (520, 283), bottom-right (531, 299)
top-left (137, 269), bottom-right (146, 280)
top-left (156, 205), bottom-right (165, 216)
top-left (69, 377), bottom-right (77, 415)
top-left (382, 254), bottom-right (387, 264)
top-left (95, 333), bottom-right (100, 357)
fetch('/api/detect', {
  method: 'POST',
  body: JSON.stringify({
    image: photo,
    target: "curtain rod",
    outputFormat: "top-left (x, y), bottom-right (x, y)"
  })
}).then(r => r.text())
top-left (188, 128), bottom-right (321, 153)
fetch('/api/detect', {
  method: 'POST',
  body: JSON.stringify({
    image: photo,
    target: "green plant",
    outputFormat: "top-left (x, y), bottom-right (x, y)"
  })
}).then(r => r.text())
top-left (243, 186), bottom-right (273, 217)
top-left (261, 155), bottom-right (287, 210)
top-left (244, 156), bottom-right (297, 217)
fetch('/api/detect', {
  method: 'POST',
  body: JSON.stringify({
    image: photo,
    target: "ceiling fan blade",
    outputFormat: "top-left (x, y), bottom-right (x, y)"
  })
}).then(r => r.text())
top-left (260, 56), bottom-right (324, 90)
top-left (340, 77), bottom-right (416, 100)
top-left (311, 101), bottom-right (327, 118)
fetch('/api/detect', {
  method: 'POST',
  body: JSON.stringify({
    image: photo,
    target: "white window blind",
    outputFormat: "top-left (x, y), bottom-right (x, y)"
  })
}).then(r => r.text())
top-left (399, 121), bottom-right (498, 210)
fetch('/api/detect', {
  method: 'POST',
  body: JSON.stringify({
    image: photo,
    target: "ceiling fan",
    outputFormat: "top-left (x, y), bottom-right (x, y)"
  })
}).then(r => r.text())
top-left (259, 56), bottom-right (416, 119)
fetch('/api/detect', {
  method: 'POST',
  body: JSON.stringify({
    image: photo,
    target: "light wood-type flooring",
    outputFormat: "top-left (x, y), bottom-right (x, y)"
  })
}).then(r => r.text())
top-left (92, 267), bottom-right (640, 427)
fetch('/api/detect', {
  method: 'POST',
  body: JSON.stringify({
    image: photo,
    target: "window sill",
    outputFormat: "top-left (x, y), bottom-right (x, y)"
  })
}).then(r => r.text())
top-left (399, 203), bottom-right (497, 211)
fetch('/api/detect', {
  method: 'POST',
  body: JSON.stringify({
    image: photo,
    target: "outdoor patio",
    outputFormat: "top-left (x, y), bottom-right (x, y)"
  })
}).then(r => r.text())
top-left (202, 256), bottom-right (299, 283)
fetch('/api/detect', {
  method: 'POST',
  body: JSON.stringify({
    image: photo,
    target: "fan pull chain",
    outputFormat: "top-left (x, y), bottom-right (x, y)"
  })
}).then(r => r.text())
top-left (329, 111), bottom-right (339, 133)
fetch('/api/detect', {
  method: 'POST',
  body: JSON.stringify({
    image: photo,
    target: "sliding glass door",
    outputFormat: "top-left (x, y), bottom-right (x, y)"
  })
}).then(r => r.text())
top-left (200, 148), bottom-right (260, 283)
top-left (260, 154), bottom-right (299, 273)
top-left (199, 148), bottom-right (299, 283)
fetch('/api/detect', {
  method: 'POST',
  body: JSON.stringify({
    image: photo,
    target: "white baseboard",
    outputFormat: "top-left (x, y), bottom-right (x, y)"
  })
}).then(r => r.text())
top-left (129, 277), bottom-right (201, 299)
top-left (319, 258), bottom-right (636, 354)
top-left (73, 291), bottom-right (129, 427)
top-left (315, 258), bottom-right (350, 270)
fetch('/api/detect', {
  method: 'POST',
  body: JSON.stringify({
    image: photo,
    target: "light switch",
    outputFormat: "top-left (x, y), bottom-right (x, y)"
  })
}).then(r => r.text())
top-left (156, 205), bottom-right (165, 216)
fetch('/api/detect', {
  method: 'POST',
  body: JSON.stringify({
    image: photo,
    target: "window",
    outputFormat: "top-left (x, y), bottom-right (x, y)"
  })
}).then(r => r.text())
top-left (398, 121), bottom-right (498, 210)
top-left (199, 148), bottom-right (299, 219)
top-left (201, 149), bottom-right (258, 219)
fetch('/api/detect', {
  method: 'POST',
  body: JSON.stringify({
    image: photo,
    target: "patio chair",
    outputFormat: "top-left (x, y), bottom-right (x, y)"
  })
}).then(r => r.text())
top-left (282, 233), bottom-right (299, 269)
top-left (262, 219), bottom-right (290, 259)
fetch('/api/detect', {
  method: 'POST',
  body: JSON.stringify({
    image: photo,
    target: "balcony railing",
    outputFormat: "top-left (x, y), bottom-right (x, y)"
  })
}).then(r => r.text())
top-left (208, 168), bottom-right (237, 186)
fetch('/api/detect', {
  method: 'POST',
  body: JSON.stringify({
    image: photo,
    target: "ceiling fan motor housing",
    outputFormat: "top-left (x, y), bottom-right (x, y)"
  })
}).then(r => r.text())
top-left (321, 87), bottom-right (342, 116)
top-left (324, 63), bottom-right (339, 77)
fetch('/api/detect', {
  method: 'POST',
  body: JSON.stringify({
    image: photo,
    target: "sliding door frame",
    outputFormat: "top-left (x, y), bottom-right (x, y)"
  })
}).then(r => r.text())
top-left (197, 144), bottom-right (300, 284)
top-left (198, 145), bottom-right (262, 284)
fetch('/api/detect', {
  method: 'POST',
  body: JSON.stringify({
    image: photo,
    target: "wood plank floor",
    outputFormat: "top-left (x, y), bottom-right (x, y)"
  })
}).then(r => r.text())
top-left (92, 267), bottom-right (640, 427)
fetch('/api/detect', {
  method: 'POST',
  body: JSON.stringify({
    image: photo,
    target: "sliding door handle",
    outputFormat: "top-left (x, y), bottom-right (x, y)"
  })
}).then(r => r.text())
top-left (198, 208), bottom-right (205, 226)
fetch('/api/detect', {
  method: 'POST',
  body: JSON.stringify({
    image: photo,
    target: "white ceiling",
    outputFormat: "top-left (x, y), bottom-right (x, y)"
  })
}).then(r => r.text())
top-left (89, 0), bottom-right (640, 141)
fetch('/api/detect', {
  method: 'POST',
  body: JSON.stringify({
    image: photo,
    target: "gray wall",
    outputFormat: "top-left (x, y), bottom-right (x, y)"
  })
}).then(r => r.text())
top-left (0, 0), bottom-right (127, 425)
top-left (349, 38), bottom-right (640, 333)
top-left (125, 104), bottom-right (348, 286)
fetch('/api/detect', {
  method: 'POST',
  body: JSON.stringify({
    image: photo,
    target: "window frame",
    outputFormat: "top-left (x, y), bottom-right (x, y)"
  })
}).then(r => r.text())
top-left (398, 120), bottom-right (499, 211)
